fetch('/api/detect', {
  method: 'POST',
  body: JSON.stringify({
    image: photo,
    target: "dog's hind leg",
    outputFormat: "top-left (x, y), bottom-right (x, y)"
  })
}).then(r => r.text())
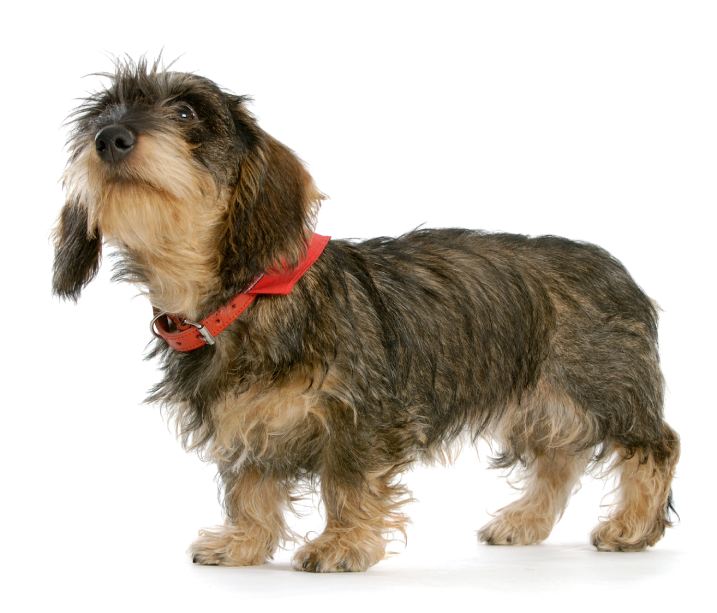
top-left (591, 423), bottom-right (680, 551)
top-left (479, 448), bottom-right (591, 545)
top-left (479, 380), bottom-right (597, 546)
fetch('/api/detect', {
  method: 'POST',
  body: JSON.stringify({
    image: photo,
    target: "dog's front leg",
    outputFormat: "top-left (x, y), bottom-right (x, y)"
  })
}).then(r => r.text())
top-left (293, 466), bottom-right (408, 573)
top-left (191, 466), bottom-right (291, 566)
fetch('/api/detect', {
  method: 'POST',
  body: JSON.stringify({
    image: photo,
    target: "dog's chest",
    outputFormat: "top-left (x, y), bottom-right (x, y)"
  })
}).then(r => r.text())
top-left (208, 379), bottom-right (326, 469)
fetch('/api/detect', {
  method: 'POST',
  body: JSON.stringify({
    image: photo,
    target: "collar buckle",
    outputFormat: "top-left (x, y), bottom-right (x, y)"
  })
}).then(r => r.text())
top-left (181, 318), bottom-right (216, 346)
top-left (150, 312), bottom-right (215, 347)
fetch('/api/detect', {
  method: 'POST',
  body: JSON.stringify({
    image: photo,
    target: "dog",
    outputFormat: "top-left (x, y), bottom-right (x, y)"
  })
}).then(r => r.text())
top-left (53, 59), bottom-right (680, 572)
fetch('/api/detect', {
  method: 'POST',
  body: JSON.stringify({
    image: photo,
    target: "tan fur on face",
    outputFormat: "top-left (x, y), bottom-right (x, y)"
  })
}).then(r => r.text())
top-left (191, 468), bottom-right (292, 566)
top-left (592, 426), bottom-right (680, 552)
top-left (63, 131), bottom-right (226, 317)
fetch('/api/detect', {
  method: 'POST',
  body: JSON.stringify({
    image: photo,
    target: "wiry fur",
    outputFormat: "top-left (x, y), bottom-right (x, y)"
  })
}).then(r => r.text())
top-left (53, 59), bottom-right (680, 572)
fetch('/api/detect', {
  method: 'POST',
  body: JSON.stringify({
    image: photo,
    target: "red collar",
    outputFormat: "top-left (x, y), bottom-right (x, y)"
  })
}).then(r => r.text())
top-left (151, 233), bottom-right (330, 352)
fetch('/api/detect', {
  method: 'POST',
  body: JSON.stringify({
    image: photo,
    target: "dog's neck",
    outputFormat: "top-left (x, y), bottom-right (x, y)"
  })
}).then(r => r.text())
top-left (142, 251), bottom-right (220, 319)
top-left (99, 183), bottom-right (228, 320)
top-left (112, 241), bottom-right (221, 320)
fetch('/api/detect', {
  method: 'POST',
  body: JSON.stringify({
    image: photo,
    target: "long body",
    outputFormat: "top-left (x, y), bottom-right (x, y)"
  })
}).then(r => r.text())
top-left (157, 228), bottom-right (667, 469)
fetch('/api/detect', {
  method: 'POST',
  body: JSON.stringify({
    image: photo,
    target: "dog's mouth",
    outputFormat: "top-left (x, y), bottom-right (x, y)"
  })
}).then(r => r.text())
top-left (101, 173), bottom-right (168, 196)
top-left (63, 128), bottom-right (221, 246)
top-left (88, 131), bottom-right (173, 190)
top-left (89, 154), bottom-right (157, 195)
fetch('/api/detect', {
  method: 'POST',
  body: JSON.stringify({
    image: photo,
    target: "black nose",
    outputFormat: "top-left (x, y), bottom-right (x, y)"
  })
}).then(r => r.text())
top-left (95, 124), bottom-right (136, 163)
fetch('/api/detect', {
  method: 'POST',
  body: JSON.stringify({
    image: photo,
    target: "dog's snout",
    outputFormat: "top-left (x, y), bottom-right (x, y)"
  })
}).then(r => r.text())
top-left (95, 124), bottom-right (136, 163)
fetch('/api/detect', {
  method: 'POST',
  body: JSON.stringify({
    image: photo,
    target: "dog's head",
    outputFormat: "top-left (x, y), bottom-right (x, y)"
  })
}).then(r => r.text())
top-left (53, 59), bottom-right (322, 316)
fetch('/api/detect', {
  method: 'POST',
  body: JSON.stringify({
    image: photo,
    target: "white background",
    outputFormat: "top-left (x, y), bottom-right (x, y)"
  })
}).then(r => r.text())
top-left (1, 1), bottom-right (715, 611)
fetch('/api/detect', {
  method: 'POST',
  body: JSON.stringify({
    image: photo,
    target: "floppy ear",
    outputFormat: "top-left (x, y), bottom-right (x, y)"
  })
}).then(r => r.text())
top-left (52, 200), bottom-right (102, 300)
top-left (221, 101), bottom-right (323, 289)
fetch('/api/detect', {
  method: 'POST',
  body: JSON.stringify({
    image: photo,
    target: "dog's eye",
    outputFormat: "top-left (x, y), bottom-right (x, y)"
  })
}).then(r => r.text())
top-left (175, 103), bottom-right (197, 121)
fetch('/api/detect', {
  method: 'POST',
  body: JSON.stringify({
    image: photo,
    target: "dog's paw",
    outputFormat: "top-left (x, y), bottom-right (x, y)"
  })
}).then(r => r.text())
top-left (292, 531), bottom-right (385, 573)
top-left (478, 512), bottom-right (552, 546)
top-left (190, 526), bottom-right (270, 566)
top-left (590, 519), bottom-right (661, 552)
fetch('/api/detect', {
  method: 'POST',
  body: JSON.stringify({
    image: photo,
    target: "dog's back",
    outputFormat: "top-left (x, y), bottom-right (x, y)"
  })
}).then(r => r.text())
top-left (318, 228), bottom-right (662, 448)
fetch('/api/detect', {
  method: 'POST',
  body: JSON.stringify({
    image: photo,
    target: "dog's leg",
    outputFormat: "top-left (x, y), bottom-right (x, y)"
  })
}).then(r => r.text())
top-left (479, 449), bottom-right (590, 545)
top-left (591, 423), bottom-right (680, 551)
top-left (292, 467), bottom-right (408, 572)
top-left (191, 467), bottom-right (291, 566)
top-left (479, 377), bottom-right (596, 546)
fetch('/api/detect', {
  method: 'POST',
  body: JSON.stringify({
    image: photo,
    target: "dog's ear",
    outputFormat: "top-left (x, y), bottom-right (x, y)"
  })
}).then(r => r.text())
top-left (52, 200), bottom-right (102, 300)
top-left (221, 99), bottom-right (323, 288)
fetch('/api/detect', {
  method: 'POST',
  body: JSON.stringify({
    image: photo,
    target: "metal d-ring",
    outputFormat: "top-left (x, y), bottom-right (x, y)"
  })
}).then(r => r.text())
top-left (150, 311), bottom-right (168, 339)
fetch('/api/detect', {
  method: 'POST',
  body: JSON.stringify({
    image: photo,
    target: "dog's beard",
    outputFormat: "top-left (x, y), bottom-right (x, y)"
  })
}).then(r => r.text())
top-left (63, 132), bottom-right (227, 316)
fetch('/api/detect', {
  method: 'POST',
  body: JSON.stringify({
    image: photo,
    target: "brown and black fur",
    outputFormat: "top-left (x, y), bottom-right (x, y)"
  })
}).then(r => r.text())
top-left (53, 59), bottom-right (680, 571)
